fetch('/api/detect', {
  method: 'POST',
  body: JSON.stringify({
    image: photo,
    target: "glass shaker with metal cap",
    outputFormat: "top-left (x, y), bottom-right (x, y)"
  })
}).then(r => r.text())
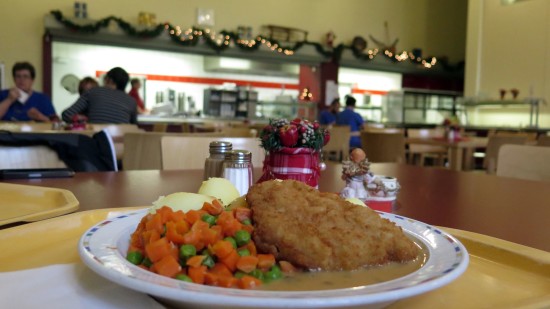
top-left (204, 141), bottom-right (232, 180)
top-left (222, 150), bottom-right (253, 196)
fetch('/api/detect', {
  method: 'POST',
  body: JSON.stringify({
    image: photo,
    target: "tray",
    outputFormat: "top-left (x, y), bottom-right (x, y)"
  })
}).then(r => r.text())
top-left (0, 208), bottom-right (548, 308)
top-left (0, 182), bottom-right (79, 226)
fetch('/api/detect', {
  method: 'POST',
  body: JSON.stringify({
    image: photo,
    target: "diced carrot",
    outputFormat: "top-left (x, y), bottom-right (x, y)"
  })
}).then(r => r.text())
top-left (218, 276), bottom-right (238, 288)
top-left (175, 220), bottom-right (190, 234)
top-left (155, 206), bottom-right (174, 224)
top-left (234, 207), bottom-right (251, 223)
top-left (130, 233), bottom-right (144, 250)
top-left (142, 229), bottom-right (160, 245)
top-left (212, 198), bottom-right (224, 210)
top-left (238, 275), bottom-right (262, 289)
top-left (219, 249), bottom-right (240, 272)
top-left (191, 220), bottom-right (209, 233)
top-left (202, 200), bottom-right (223, 216)
top-left (145, 237), bottom-right (172, 262)
top-left (204, 272), bottom-right (219, 286)
top-left (169, 210), bottom-right (186, 222)
top-left (257, 254), bottom-right (276, 270)
top-left (186, 255), bottom-right (206, 268)
top-left (279, 260), bottom-right (298, 274)
top-left (145, 213), bottom-right (163, 234)
top-left (236, 255), bottom-right (259, 273)
top-left (216, 211), bottom-right (233, 228)
top-left (186, 209), bottom-right (207, 225)
top-left (202, 228), bottom-right (220, 246)
top-left (222, 218), bottom-right (243, 237)
top-left (245, 241), bottom-right (257, 256)
top-left (210, 262), bottom-right (232, 277)
top-left (212, 240), bottom-right (235, 259)
top-left (210, 225), bottom-right (224, 242)
top-left (183, 230), bottom-right (204, 251)
top-left (188, 265), bottom-right (207, 284)
top-left (165, 222), bottom-right (186, 245)
top-left (152, 254), bottom-right (181, 278)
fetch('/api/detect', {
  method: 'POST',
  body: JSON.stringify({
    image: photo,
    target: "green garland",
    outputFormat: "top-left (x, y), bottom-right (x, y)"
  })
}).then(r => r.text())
top-left (50, 10), bottom-right (452, 70)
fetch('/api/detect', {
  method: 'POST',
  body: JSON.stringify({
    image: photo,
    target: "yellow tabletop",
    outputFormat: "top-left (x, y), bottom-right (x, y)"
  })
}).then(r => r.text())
top-left (0, 208), bottom-right (548, 309)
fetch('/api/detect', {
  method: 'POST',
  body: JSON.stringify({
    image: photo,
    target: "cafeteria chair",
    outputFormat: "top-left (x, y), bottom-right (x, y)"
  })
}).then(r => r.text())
top-left (122, 131), bottom-right (224, 170)
top-left (322, 125), bottom-right (350, 161)
top-left (483, 135), bottom-right (528, 174)
top-left (406, 128), bottom-right (447, 167)
top-left (360, 129), bottom-right (406, 163)
top-left (161, 136), bottom-right (265, 170)
top-left (220, 126), bottom-right (257, 138)
top-left (536, 134), bottom-right (550, 146)
top-left (90, 124), bottom-right (144, 161)
top-left (496, 144), bottom-right (550, 181)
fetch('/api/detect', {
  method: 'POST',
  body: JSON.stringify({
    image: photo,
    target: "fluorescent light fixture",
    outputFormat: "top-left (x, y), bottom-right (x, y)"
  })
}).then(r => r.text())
top-left (219, 57), bottom-right (251, 70)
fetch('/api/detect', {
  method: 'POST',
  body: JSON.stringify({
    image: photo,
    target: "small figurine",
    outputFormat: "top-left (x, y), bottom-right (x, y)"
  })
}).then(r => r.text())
top-left (340, 148), bottom-right (379, 200)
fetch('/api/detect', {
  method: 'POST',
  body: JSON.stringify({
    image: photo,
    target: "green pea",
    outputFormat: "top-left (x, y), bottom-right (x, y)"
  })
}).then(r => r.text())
top-left (250, 269), bottom-right (264, 280)
top-left (180, 244), bottom-right (196, 259)
top-left (142, 257), bottom-right (153, 268)
top-left (242, 219), bottom-right (252, 225)
top-left (202, 254), bottom-right (215, 268)
top-left (234, 271), bottom-right (246, 278)
top-left (126, 251), bottom-right (143, 265)
top-left (224, 236), bottom-right (237, 248)
top-left (202, 214), bottom-right (217, 226)
top-left (264, 265), bottom-right (283, 282)
top-left (237, 248), bottom-right (250, 256)
top-left (234, 230), bottom-right (251, 247)
top-left (175, 274), bottom-right (193, 282)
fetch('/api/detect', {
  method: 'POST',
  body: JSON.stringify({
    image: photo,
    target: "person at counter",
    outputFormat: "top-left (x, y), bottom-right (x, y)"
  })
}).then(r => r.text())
top-left (319, 98), bottom-right (340, 125)
top-left (128, 78), bottom-right (147, 114)
top-left (0, 62), bottom-right (57, 122)
top-left (62, 67), bottom-right (137, 124)
top-left (336, 95), bottom-right (364, 148)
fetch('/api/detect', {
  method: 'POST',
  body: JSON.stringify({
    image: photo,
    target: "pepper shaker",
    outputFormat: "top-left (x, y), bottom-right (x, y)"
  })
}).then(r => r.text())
top-left (204, 141), bottom-right (232, 180)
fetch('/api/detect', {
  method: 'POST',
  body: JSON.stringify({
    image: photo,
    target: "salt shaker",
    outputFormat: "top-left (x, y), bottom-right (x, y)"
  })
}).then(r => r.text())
top-left (204, 141), bottom-right (232, 180)
top-left (222, 150), bottom-right (253, 196)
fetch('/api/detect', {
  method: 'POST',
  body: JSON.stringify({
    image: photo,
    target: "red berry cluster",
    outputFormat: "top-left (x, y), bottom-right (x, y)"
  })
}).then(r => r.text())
top-left (260, 118), bottom-right (330, 151)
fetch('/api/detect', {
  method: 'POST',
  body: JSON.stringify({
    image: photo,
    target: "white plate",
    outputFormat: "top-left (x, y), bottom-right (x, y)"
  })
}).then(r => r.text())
top-left (79, 209), bottom-right (468, 309)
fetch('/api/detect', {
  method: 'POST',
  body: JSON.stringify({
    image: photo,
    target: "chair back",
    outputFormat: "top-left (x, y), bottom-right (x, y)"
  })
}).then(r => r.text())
top-left (497, 145), bottom-right (550, 181)
top-left (536, 134), bottom-right (550, 147)
top-left (322, 125), bottom-right (350, 161)
top-left (483, 135), bottom-right (528, 174)
top-left (221, 126), bottom-right (257, 138)
top-left (360, 129), bottom-right (406, 163)
top-left (407, 128), bottom-right (447, 154)
top-left (90, 124), bottom-right (144, 160)
top-left (0, 145), bottom-right (67, 169)
top-left (122, 131), bottom-right (224, 170)
top-left (161, 136), bottom-right (264, 170)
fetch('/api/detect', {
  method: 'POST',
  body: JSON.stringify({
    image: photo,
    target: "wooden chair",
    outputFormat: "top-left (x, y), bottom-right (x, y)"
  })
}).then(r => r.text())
top-left (122, 131), bottom-right (224, 170)
top-left (90, 124), bottom-right (144, 160)
top-left (322, 125), bottom-right (350, 161)
top-left (0, 145), bottom-right (67, 169)
top-left (360, 129), bottom-right (406, 163)
top-left (536, 134), bottom-right (550, 146)
top-left (220, 126), bottom-right (257, 138)
top-left (496, 144), bottom-right (550, 181)
top-left (483, 135), bottom-right (528, 174)
top-left (407, 128), bottom-right (447, 166)
top-left (161, 136), bottom-right (264, 170)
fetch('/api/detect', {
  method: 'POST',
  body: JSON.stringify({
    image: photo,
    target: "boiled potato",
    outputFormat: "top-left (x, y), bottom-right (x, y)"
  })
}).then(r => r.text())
top-left (198, 178), bottom-right (240, 206)
top-left (226, 196), bottom-right (249, 210)
top-left (150, 192), bottom-right (216, 213)
top-left (346, 197), bottom-right (367, 207)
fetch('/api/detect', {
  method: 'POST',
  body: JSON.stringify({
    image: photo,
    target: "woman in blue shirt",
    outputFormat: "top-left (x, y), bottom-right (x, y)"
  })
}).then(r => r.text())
top-left (0, 62), bottom-right (57, 122)
top-left (319, 98), bottom-right (340, 125)
top-left (336, 95), bottom-right (364, 148)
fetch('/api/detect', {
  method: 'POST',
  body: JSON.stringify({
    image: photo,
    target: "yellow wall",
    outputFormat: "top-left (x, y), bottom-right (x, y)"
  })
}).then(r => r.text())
top-left (465, 0), bottom-right (550, 128)
top-left (1, 0), bottom-right (466, 91)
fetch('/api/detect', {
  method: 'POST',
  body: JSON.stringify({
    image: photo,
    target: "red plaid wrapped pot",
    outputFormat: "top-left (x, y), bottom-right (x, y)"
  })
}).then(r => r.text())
top-left (258, 147), bottom-right (320, 187)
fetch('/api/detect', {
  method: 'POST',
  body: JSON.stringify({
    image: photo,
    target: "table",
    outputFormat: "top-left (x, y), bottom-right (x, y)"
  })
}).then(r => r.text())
top-left (3, 163), bottom-right (549, 252)
top-left (406, 136), bottom-right (488, 171)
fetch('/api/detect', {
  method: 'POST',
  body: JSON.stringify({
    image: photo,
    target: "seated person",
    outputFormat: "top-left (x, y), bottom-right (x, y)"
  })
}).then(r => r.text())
top-left (336, 95), bottom-right (364, 148)
top-left (78, 76), bottom-right (99, 95)
top-left (128, 78), bottom-right (147, 114)
top-left (62, 67), bottom-right (137, 124)
top-left (0, 62), bottom-right (57, 122)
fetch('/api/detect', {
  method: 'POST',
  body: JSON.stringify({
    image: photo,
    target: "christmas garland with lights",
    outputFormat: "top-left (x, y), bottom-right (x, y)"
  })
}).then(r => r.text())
top-left (50, 10), bottom-right (448, 69)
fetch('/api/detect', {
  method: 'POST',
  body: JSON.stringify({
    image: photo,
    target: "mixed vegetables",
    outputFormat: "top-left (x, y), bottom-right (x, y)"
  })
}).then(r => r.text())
top-left (126, 199), bottom-right (297, 289)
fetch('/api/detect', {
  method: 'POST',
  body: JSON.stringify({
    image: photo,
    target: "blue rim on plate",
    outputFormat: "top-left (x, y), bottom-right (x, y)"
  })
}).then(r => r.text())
top-left (79, 209), bottom-right (469, 308)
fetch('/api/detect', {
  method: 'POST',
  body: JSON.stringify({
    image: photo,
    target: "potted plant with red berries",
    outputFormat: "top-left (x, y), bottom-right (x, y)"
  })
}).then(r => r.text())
top-left (258, 118), bottom-right (330, 187)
